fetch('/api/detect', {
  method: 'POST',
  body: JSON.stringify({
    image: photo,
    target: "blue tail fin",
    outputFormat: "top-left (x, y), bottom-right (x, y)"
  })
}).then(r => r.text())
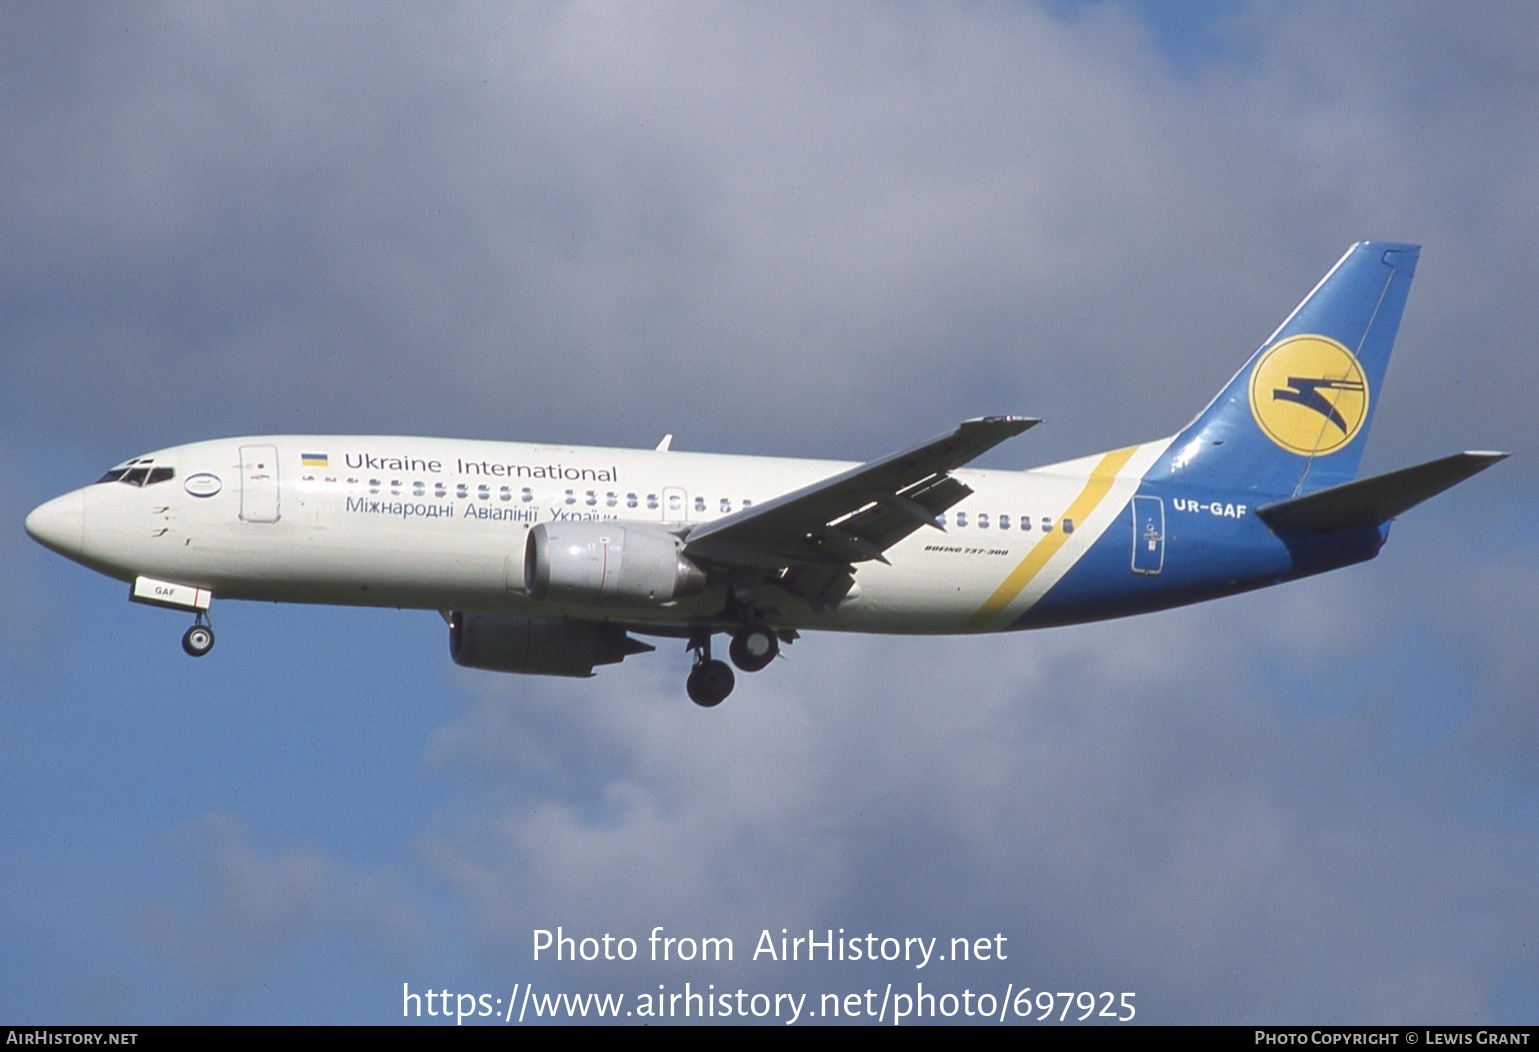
top-left (1151, 242), bottom-right (1419, 499)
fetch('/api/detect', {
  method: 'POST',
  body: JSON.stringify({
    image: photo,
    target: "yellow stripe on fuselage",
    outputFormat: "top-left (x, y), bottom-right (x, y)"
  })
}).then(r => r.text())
top-left (962, 446), bottom-right (1139, 631)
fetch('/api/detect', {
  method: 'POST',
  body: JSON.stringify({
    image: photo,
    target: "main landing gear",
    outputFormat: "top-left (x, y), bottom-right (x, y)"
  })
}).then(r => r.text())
top-left (686, 651), bottom-right (735, 708)
top-left (685, 624), bottom-right (783, 707)
top-left (728, 623), bottom-right (778, 672)
top-left (181, 612), bottom-right (215, 657)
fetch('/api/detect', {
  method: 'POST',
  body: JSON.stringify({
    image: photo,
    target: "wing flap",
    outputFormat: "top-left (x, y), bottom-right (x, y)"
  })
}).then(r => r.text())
top-left (829, 474), bottom-right (972, 553)
top-left (684, 416), bottom-right (1037, 569)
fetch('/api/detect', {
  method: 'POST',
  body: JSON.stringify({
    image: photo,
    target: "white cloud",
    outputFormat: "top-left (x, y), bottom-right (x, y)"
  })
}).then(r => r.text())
top-left (135, 812), bottom-right (423, 994)
top-left (9, 2), bottom-right (1529, 463)
top-left (416, 565), bottom-right (1538, 1018)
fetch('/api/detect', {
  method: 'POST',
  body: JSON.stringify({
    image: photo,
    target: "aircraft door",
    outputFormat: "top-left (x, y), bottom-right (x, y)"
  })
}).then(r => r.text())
top-left (239, 444), bottom-right (281, 523)
top-left (1131, 495), bottom-right (1164, 575)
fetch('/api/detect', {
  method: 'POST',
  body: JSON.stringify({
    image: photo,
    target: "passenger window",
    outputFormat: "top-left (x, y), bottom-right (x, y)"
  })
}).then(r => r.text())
top-left (956, 511), bottom-right (968, 527)
top-left (455, 482), bottom-right (469, 499)
top-left (1041, 517), bottom-right (1053, 533)
top-left (370, 479), bottom-right (382, 494)
top-left (499, 485), bottom-right (511, 502)
top-left (627, 493), bottom-right (638, 509)
top-left (412, 481), bottom-right (426, 497)
top-left (694, 496), bottom-right (706, 513)
top-left (606, 492), bottom-right (618, 507)
top-left (521, 487), bottom-right (532, 503)
top-left (586, 490), bottom-right (597, 506)
top-left (1000, 514), bottom-right (1011, 531)
top-left (647, 494), bottom-right (659, 510)
top-left (1021, 515), bottom-right (1031, 531)
top-left (720, 497), bottom-right (731, 513)
top-left (478, 484), bottom-right (490, 501)
top-left (978, 513), bottom-right (989, 529)
top-left (1062, 518), bottom-right (1074, 534)
top-left (434, 482), bottom-right (446, 498)
top-left (564, 489), bottom-right (576, 505)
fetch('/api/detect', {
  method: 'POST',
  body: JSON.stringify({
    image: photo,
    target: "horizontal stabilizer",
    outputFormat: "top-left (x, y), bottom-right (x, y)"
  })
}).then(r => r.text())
top-left (1256, 451), bottom-right (1509, 531)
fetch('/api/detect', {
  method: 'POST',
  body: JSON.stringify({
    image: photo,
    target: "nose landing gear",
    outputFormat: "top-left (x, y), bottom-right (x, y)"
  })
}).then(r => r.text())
top-left (181, 613), bottom-right (215, 657)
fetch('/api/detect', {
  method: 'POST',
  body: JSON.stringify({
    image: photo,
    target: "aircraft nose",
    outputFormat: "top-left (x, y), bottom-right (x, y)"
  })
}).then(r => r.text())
top-left (25, 490), bottom-right (85, 559)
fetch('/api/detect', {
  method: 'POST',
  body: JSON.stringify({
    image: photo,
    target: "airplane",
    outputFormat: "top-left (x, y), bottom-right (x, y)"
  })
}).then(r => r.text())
top-left (25, 242), bottom-right (1507, 707)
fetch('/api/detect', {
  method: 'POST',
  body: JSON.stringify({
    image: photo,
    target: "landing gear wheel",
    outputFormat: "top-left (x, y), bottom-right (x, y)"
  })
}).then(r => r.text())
top-left (729, 625), bottom-right (778, 672)
top-left (182, 624), bottom-right (215, 657)
top-left (686, 659), bottom-right (735, 707)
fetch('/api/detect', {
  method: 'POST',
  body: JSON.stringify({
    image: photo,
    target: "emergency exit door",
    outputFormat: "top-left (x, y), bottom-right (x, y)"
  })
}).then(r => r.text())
top-left (1131, 495), bottom-right (1164, 575)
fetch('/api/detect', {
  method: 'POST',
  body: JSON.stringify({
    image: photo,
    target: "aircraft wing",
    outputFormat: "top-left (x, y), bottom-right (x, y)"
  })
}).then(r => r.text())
top-left (682, 416), bottom-right (1038, 571)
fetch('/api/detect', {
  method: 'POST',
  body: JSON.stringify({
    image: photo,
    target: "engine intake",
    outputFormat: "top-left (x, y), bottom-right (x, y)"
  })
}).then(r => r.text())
top-left (524, 523), bottom-right (707, 605)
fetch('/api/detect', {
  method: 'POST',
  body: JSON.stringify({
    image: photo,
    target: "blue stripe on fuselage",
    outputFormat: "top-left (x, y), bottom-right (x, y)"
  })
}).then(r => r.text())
top-left (1010, 483), bottom-right (1388, 629)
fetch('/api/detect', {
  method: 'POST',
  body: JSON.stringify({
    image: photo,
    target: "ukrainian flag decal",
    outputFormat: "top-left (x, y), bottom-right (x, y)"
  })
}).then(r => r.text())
top-left (301, 452), bottom-right (329, 467)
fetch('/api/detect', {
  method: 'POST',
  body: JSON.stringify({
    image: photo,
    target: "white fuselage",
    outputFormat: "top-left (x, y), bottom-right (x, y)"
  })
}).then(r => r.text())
top-left (44, 435), bottom-right (1172, 635)
top-left (25, 245), bottom-right (1492, 704)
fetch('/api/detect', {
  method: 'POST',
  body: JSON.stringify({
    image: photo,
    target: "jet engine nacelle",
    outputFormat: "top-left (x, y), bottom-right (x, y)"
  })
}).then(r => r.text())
top-left (524, 522), bottom-right (707, 605)
top-left (448, 611), bottom-right (652, 677)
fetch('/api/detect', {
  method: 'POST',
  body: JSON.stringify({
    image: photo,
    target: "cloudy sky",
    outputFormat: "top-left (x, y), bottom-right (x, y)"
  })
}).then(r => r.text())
top-left (4, 0), bottom-right (1535, 1025)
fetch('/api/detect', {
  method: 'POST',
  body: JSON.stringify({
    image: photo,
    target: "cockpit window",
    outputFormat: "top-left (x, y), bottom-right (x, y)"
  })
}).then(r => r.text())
top-left (96, 459), bottom-right (174, 487)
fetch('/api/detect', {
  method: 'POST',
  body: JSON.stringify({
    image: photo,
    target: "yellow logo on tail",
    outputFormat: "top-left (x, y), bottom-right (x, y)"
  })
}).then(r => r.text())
top-left (1248, 334), bottom-right (1369, 456)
